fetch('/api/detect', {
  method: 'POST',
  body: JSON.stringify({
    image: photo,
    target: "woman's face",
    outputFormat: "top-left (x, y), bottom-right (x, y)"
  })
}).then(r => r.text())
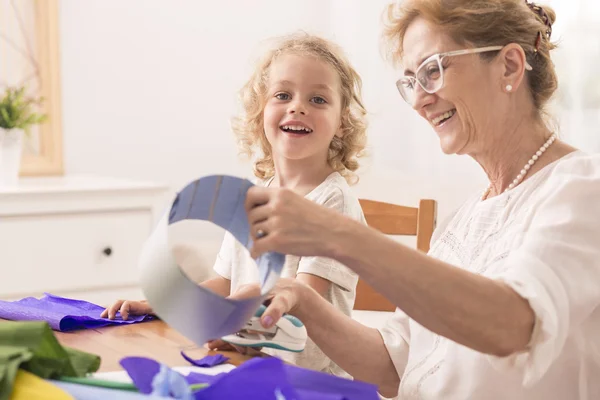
top-left (401, 17), bottom-right (505, 156)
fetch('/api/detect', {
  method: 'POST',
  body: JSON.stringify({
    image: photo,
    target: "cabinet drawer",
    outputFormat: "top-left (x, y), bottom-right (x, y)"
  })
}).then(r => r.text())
top-left (0, 210), bottom-right (152, 297)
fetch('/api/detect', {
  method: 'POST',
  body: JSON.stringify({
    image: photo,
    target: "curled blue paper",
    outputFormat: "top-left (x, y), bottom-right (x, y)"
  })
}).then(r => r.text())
top-left (139, 175), bottom-right (286, 348)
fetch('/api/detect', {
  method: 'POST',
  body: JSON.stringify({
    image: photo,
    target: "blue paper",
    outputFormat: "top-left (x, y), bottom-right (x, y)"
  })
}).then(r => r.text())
top-left (139, 175), bottom-right (286, 348)
top-left (151, 364), bottom-right (193, 400)
top-left (120, 357), bottom-right (161, 394)
top-left (193, 358), bottom-right (297, 400)
top-left (282, 363), bottom-right (379, 400)
top-left (121, 356), bottom-right (379, 400)
top-left (120, 356), bottom-right (224, 395)
top-left (180, 351), bottom-right (229, 368)
top-left (167, 175), bottom-right (285, 288)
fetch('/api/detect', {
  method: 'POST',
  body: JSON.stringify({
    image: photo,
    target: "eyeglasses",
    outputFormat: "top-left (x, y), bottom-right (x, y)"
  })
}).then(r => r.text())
top-left (396, 45), bottom-right (533, 106)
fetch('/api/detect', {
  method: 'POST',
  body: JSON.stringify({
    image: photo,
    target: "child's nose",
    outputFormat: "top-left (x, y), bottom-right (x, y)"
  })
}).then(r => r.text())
top-left (287, 100), bottom-right (307, 115)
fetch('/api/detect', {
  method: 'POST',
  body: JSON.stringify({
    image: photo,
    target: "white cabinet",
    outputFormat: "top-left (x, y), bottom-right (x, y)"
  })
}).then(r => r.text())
top-left (0, 175), bottom-right (168, 305)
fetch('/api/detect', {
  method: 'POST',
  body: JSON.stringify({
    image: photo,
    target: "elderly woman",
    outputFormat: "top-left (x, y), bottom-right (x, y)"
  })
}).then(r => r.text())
top-left (242, 0), bottom-right (600, 398)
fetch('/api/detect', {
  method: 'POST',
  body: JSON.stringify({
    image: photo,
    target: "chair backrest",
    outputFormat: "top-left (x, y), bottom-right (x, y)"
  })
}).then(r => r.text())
top-left (353, 198), bottom-right (437, 312)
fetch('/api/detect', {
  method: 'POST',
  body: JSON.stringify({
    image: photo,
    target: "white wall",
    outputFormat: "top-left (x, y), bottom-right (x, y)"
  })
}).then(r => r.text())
top-left (328, 0), bottom-right (600, 223)
top-left (59, 0), bottom-right (488, 230)
top-left (57, 1), bottom-right (339, 295)
top-left (60, 0), bottom-right (333, 197)
top-left (14, 0), bottom-right (595, 333)
top-left (59, 0), bottom-right (600, 231)
top-left (328, 0), bottom-right (487, 223)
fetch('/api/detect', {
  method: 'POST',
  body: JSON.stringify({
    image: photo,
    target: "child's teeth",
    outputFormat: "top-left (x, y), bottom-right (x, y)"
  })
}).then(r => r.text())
top-left (282, 125), bottom-right (311, 132)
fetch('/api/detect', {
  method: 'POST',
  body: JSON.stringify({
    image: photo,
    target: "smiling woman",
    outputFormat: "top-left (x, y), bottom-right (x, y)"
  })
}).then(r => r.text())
top-left (239, 2), bottom-right (600, 399)
top-left (0, 0), bottom-right (63, 176)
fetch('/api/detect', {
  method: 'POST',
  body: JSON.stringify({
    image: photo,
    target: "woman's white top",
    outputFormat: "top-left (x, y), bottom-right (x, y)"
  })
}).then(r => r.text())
top-left (379, 151), bottom-right (600, 399)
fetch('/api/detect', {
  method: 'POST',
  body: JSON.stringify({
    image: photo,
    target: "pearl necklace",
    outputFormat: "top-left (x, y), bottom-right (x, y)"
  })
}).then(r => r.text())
top-left (481, 133), bottom-right (557, 201)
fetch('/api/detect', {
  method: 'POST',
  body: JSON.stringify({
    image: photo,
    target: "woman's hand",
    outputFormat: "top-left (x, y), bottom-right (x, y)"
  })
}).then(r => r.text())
top-left (258, 278), bottom-right (309, 329)
top-left (245, 186), bottom-right (346, 258)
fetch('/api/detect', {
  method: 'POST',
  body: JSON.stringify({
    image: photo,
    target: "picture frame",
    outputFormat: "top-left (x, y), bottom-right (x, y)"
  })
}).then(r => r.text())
top-left (1, 0), bottom-right (63, 176)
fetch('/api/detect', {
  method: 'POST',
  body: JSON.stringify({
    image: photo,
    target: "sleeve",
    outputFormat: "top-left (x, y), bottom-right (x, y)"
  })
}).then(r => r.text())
top-left (212, 231), bottom-right (236, 280)
top-left (297, 187), bottom-right (360, 292)
top-left (378, 309), bottom-right (411, 380)
top-left (486, 154), bottom-right (600, 386)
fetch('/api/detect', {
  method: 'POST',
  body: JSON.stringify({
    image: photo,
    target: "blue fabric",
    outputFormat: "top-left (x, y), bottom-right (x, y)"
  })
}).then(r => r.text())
top-left (0, 293), bottom-right (152, 331)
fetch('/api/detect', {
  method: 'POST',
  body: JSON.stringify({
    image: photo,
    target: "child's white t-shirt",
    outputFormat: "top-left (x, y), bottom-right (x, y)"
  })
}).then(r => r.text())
top-left (212, 171), bottom-right (366, 377)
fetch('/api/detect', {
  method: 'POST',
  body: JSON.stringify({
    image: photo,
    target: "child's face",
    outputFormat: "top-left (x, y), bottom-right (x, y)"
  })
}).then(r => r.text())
top-left (263, 54), bottom-right (343, 165)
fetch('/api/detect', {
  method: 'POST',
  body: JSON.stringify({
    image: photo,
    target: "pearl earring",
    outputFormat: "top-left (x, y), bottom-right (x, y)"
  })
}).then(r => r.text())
top-left (505, 84), bottom-right (513, 92)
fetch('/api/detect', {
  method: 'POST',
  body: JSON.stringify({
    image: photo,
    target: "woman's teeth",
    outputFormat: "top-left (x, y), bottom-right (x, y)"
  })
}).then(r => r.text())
top-left (431, 109), bottom-right (456, 126)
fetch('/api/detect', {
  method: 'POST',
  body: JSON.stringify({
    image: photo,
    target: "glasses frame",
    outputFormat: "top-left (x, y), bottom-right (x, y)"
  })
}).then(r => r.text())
top-left (396, 45), bottom-right (533, 105)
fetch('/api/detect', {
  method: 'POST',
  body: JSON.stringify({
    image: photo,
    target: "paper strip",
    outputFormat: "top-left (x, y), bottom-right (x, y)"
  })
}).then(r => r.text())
top-left (139, 175), bottom-right (285, 347)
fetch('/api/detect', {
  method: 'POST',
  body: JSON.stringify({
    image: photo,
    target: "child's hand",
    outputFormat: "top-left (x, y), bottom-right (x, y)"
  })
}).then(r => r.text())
top-left (100, 299), bottom-right (153, 320)
top-left (205, 338), bottom-right (263, 355)
top-left (205, 338), bottom-right (236, 352)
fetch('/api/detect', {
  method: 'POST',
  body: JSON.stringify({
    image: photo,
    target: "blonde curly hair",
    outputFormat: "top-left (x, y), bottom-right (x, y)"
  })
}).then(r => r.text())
top-left (231, 32), bottom-right (368, 184)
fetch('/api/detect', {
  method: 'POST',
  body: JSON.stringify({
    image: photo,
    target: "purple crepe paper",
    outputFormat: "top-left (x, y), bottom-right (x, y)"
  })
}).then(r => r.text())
top-left (180, 351), bottom-right (229, 368)
top-left (120, 356), bottom-right (224, 395)
top-left (0, 293), bottom-right (153, 331)
top-left (121, 355), bottom-right (379, 400)
top-left (120, 357), bottom-right (161, 394)
top-left (193, 358), bottom-right (379, 400)
top-left (192, 357), bottom-right (297, 400)
top-left (282, 363), bottom-right (379, 400)
top-left (151, 363), bottom-right (193, 400)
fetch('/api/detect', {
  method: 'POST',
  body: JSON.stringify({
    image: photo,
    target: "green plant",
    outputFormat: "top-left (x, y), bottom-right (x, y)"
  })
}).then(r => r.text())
top-left (0, 86), bottom-right (47, 134)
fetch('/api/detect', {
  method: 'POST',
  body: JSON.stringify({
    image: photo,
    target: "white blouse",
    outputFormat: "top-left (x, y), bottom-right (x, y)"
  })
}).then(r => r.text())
top-left (214, 172), bottom-right (365, 376)
top-left (379, 151), bottom-right (600, 399)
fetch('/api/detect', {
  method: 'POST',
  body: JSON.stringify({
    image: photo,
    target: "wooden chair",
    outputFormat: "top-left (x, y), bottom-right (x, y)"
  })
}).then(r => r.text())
top-left (353, 198), bottom-right (437, 312)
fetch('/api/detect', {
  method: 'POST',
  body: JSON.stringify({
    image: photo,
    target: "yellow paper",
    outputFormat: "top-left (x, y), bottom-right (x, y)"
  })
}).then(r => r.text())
top-left (10, 369), bottom-right (73, 400)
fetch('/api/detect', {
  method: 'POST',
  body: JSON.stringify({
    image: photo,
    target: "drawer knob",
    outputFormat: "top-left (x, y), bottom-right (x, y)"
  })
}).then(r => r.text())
top-left (103, 247), bottom-right (113, 256)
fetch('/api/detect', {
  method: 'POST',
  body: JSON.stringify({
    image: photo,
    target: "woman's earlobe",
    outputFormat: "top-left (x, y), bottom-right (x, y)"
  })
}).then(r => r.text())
top-left (499, 45), bottom-right (527, 94)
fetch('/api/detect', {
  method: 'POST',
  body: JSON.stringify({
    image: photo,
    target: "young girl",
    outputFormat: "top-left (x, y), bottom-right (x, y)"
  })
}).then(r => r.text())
top-left (102, 32), bottom-right (368, 377)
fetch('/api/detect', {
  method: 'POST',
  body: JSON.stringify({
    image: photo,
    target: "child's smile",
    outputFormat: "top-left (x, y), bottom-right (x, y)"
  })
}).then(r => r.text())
top-left (263, 54), bottom-right (342, 163)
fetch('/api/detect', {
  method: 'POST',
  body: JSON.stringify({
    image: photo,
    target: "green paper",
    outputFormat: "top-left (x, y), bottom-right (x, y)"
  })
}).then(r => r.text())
top-left (0, 321), bottom-right (100, 400)
top-left (58, 376), bottom-right (139, 392)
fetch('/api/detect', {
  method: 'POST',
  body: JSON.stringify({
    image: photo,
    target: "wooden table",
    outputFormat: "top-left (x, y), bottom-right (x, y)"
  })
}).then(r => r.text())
top-left (54, 320), bottom-right (256, 372)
